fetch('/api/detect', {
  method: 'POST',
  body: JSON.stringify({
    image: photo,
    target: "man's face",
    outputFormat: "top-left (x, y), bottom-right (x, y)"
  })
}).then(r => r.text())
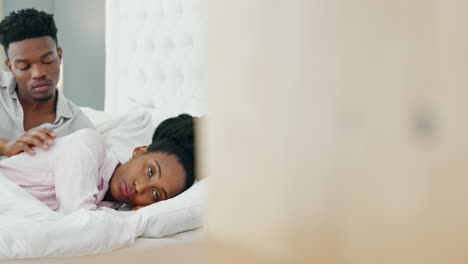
top-left (5, 36), bottom-right (62, 102)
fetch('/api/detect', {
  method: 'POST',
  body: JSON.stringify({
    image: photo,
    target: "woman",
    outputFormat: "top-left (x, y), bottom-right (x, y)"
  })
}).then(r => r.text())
top-left (0, 114), bottom-right (196, 214)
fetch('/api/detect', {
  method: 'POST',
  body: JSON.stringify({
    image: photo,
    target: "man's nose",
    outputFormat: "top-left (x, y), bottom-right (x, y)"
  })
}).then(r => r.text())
top-left (31, 64), bottom-right (46, 79)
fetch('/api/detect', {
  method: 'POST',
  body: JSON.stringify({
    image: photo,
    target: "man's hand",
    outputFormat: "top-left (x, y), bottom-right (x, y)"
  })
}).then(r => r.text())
top-left (0, 128), bottom-right (57, 157)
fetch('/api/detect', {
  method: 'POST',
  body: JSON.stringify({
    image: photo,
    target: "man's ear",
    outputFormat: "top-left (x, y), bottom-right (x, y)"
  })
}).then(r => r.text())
top-left (57, 47), bottom-right (62, 61)
top-left (5, 59), bottom-right (12, 72)
top-left (132, 146), bottom-right (148, 159)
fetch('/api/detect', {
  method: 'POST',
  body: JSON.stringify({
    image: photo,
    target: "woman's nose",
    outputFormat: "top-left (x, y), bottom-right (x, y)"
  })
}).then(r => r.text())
top-left (134, 180), bottom-right (151, 194)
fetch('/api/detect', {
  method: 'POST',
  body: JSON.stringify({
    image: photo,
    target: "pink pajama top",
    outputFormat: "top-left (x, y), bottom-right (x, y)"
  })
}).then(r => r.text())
top-left (0, 129), bottom-right (122, 214)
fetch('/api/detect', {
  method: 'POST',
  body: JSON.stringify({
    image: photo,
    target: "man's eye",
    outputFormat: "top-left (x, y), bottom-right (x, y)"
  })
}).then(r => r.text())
top-left (152, 189), bottom-right (159, 200)
top-left (148, 167), bottom-right (153, 177)
top-left (18, 65), bottom-right (29, 71)
top-left (43, 60), bottom-right (54, 64)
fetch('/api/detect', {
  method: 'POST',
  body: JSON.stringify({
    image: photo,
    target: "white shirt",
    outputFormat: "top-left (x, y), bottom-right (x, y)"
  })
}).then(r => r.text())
top-left (0, 71), bottom-right (95, 141)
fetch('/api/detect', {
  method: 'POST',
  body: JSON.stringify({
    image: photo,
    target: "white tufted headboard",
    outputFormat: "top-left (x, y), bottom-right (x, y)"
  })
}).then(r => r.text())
top-left (105, 0), bottom-right (205, 125)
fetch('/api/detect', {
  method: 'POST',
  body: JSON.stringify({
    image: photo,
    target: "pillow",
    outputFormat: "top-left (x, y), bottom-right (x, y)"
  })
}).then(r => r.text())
top-left (81, 107), bottom-right (154, 162)
top-left (136, 178), bottom-right (206, 238)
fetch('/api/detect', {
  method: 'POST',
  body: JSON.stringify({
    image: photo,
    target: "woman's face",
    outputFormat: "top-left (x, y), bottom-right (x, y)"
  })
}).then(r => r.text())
top-left (109, 152), bottom-right (186, 206)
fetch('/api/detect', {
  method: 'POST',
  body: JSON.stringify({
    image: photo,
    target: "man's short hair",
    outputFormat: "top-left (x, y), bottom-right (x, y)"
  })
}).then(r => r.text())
top-left (0, 8), bottom-right (58, 55)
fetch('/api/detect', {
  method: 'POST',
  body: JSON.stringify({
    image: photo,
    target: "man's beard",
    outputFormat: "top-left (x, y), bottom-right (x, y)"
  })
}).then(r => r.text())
top-left (34, 93), bottom-right (54, 102)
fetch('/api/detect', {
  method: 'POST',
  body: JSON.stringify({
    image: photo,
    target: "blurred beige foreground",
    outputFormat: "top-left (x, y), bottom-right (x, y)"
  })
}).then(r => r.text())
top-left (203, 0), bottom-right (468, 263)
top-left (5, 0), bottom-right (468, 263)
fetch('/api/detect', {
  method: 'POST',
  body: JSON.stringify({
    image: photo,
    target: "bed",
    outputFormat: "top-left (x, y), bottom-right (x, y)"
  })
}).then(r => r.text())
top-left (0, 0), bottom-right (206, 261)
top-left (0, 110), bottom-right (207, 260)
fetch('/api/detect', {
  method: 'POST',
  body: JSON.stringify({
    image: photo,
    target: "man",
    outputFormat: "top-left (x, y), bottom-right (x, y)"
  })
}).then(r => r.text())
top-left (0, 8), bottom-right (95, 157)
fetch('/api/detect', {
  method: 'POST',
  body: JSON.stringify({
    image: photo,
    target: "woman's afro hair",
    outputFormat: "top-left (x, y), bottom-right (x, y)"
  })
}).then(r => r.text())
top-left (147, 114), bottom-right (196, 190)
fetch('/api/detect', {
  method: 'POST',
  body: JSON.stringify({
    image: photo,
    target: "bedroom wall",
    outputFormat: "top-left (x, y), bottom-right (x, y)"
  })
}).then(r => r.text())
top-left (203, 0), bottom-right (468, 263)
top-left (53, 0), bottom-right (105, 110)
top-left (3, 0), bottom-right (52, 13)
top-left (104, 0), bottom-right (206, 122)
top-left (1, 0), bottom-right (105, 110)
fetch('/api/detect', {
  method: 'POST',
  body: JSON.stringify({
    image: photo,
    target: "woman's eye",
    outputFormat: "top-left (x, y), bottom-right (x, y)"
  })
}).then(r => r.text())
top-left (152, 190), bottom-right (159, 200)
top-left (148, 167), bottom-right (153, 177)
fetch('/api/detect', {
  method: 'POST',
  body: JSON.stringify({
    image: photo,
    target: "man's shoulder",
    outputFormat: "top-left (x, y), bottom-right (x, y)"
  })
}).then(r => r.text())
top-left (0, 71), bottom-right (13, 96)
top-left (56, 90), bottom-right (81, 115)
top-left (0, 71), bottom-right (17, 121)
top-left (0, 71), bottom-right (13, 87)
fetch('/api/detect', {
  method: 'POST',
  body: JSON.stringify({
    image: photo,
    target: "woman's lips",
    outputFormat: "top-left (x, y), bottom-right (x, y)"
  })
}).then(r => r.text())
top-left (121, 181), bottom-right (130, 201)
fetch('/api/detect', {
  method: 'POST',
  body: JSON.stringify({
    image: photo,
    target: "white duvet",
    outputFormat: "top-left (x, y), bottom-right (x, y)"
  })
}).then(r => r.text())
top-left (0, 169), bottom-right (142, 260)
top-left (0, 108), bottom-right (205, 260)
top-left (0, 169), bottom-right (204, 260)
